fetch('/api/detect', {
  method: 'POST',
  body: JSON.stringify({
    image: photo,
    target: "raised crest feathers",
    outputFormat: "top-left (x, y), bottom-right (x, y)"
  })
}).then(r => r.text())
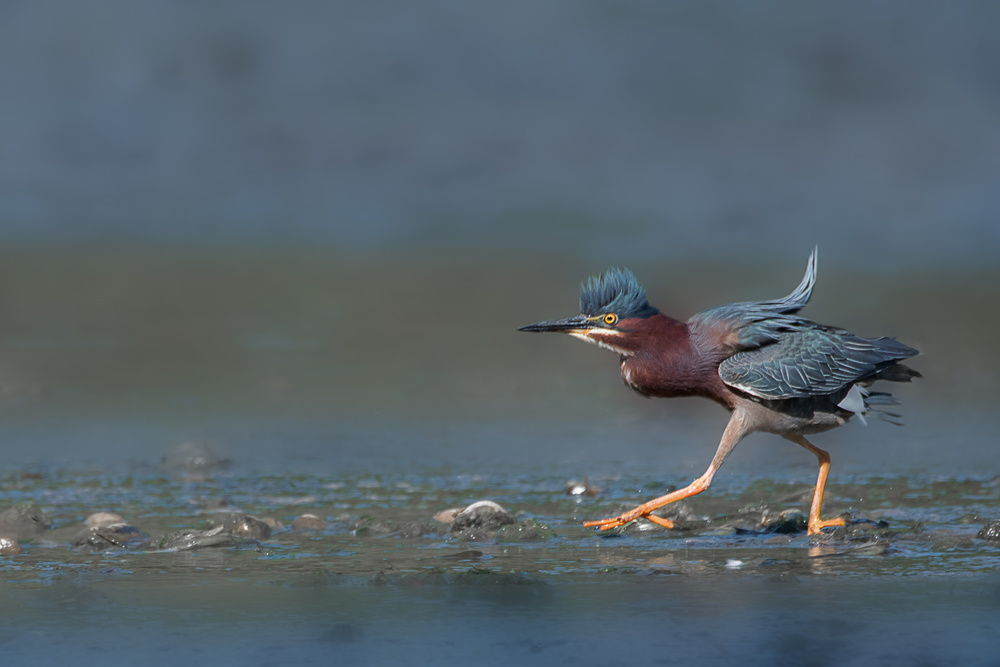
top-left (579, 267), bottom-right (658, 319)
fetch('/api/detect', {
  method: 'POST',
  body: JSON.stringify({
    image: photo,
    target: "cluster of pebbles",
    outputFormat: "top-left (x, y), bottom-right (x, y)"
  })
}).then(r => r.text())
top-left (0, 497), bottom-right (553, 556)
top-left (3, 444), bottom-right (999, 557)
top-left (5, 491), bottom-right (999, 557)
top-left (0, 444), bottom-right (561, 556)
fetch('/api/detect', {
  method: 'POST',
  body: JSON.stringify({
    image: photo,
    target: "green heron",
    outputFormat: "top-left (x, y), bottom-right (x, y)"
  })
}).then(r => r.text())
top-left (520, 249), bottom-right (919, 535)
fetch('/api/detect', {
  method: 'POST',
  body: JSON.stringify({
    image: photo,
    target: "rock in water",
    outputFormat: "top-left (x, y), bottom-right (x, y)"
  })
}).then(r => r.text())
top-left (494, 518), bottom-right (554, 542)
top-left (450, 501), bottom-right (516, 532)
top-left (0, 502), bottom-right (51, 539)
top-left (205, 513), bottom-right (272, 540)
top-left (433, 508), bottom-right (462, 524)
top-left (292, 514), bottom-right (327, 531)
top-left (145, 525), bottom-right (252, 551)
top-left (977, 520), bottom-right (1000, 541)
top-left (449, 500), bottom-right (517, 540)
top-left (0, 537), bottom-right (21, 555)
top-left (350, 517), bottom-right (398, 536)
top-left (565, 478), bottom-right (601, 497)
top-left (75, 524), bottom-right (148, 551)
top-left (86, 512), bottom-right (125, 529)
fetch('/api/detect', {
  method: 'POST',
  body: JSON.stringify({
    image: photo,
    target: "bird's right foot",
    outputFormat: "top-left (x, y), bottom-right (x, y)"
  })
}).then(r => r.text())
top-left (583, 509), bottom-right (674, 531)
top-left (806, 516), bottom-right (846, 535)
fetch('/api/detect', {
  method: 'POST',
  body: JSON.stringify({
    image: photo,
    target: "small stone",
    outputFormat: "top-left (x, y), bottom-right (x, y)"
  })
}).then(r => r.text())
top-left (145, 526), bottom-right (251, 551)
top-left (292, 514), bottom-right (327, 531)
top-left (0, 537), bottom-right (22, 555)
top-left (205, 513), bottom-right (272, 540)
top-left (977, 520), bottom-right (1000, 541)
top-left (433, 508), bottom-right (462, 524)
top-left (565, 477), bottom-right (601, 497)
top-left (75, 524), bottom-right (148, 551)
top-left (86, 512), bottom-right (125, 529)
top-left (450, 501), bottom-right (516, 532)
top-left (350, 517), bottom-right (397, 536)
top-left (761, 509), bottom-right (807, 534)
top-left (449, 500), bottom-right (517, 540)
top-left (260, 517), bottom-right (285, 531)
top-left (810, 517), bottom-right (892, 543)
top-left (0, 502), bottom-right (51, 539)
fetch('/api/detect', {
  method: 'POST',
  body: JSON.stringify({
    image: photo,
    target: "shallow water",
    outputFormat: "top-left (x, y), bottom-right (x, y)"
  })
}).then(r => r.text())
top-left (3, 440), bottom-right (1000, 666)
top-left (0, 247), bottom-right (997, 665)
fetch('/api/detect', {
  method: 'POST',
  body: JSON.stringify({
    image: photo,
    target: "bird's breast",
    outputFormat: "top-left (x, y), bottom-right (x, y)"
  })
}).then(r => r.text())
top-left (621, 358), bottom-right (644, 395)
top-left (620, 352), bottom-right (733, 405)
top-left (620, 355), bottom-right (682, 397)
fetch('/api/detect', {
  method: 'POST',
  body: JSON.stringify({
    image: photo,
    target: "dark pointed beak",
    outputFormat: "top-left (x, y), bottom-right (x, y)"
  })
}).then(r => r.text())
top-left (518, 314), bottom-right (592, 333)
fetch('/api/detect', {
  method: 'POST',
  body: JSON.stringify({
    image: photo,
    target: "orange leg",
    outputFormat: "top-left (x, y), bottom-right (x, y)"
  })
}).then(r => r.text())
top-left (584, 409), bottom-right (750, 531)
top-left (583, 471), bottom-right (713, 530)
top-left (784, 434), bottom-right (846, 535)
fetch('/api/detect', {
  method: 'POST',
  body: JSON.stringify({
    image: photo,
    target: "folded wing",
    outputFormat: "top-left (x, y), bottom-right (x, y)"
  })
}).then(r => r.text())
top-left (718, 326), bottom-right (919, 400)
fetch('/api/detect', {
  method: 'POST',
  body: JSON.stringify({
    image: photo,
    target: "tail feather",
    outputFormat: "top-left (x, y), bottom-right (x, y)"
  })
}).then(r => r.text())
top-left (874, 363), bottom-right (921, 383)
top-left (863, 391), bottom-right (900, 406)
top-left (838, 386), bottom-right (910, 426)
top-left (866, 391), bottom-right (905, 424)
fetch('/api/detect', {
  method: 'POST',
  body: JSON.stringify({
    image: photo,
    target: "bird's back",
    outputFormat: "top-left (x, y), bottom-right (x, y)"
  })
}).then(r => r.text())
top-left (687, 249), bottom-right (919, 419)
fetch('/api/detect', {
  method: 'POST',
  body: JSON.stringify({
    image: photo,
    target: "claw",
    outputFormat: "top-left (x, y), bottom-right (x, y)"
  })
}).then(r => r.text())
top-left (807, 516), bottom-right (846, 535)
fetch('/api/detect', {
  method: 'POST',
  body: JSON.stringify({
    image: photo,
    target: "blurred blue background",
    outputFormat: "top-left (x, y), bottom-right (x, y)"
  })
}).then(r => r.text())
top-left (0, 2), bottom-right (996, 469)
top-left (2, 1), bottom-right (998, 263)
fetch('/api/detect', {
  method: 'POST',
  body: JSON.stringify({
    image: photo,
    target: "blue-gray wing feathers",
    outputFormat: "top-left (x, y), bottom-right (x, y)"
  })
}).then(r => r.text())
top-left (718, 328), bottom-right (918, 400)
top-left (690, 247), bottom-right (819, 350)
top-left (689, 248), bottom-right (919, 401)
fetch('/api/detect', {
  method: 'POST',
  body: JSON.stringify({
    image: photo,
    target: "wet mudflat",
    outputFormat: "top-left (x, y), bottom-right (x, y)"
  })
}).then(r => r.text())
top-left (0, 248), bottom-right (997, 665)
top-left (3, 464), bottom-right (999, 578)
top-left (2, 453), bottom-right (999, 666)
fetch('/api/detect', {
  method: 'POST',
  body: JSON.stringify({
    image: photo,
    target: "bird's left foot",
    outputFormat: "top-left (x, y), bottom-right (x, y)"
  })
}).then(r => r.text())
top-left (583, 509), bottom-right (674, 531)
top-left (807, 517), bottom-right (846, 535)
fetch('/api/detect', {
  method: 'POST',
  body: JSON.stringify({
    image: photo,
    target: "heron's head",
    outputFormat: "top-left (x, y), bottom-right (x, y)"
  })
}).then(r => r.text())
top-left (519, 267), bottom-right (659, 355)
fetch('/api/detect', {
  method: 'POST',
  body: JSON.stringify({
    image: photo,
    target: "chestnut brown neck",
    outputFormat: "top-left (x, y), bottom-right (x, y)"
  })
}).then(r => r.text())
top-left (619, 313), bottom-right (733, 407)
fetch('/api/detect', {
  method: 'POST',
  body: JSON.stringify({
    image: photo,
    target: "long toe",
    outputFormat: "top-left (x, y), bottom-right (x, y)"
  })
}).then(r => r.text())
top-left (807, 517), bottom-right (846, 535)
top-left (644, 514), bottom-right (675, 528)
top-left (582, 516), bottom-right (629, 529)
top-left (583, 507), bottom-right (674, 531)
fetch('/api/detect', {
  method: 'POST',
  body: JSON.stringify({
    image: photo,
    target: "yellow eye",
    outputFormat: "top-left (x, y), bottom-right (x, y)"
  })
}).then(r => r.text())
top-left (603, 313), bottom-right (617, 325)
